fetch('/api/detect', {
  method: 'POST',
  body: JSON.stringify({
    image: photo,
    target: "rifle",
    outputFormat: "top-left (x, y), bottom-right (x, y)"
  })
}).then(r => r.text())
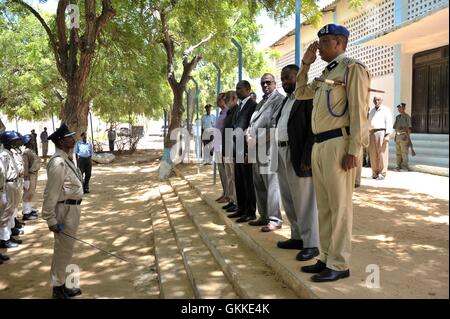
top-left (408, 139), bottom-right (416, 156)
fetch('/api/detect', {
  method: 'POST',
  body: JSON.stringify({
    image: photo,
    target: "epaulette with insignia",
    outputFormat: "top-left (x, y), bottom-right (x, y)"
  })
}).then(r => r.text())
top-left (342, 57), bottom-right (367, 69)
top-left (326, 60), bottom-right (339, 71)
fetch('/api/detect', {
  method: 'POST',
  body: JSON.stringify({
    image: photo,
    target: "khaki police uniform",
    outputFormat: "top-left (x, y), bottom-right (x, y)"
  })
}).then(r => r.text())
top-left (22, 148), bottom-right (41, 213)
top-left (0, 148), bottom-right (20, 241)
top-left (0, 156), bottom-right (6, 232)
top-left (42, 148), bottom-right (84, 287)
top-left (11, 149), bottom-right (24, 224)
top-left (393, 113), bottom-right (412, 170)
top-left (295, 53), bottom-right (370, 271)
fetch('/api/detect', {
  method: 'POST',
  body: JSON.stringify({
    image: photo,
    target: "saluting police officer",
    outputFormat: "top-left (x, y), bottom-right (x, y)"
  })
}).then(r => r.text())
top-left (42, 123), bottom-right (84, 299)
top-left (295, 24), bottom-right (370, 282)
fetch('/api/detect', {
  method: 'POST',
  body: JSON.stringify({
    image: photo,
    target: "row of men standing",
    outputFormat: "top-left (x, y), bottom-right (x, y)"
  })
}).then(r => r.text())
top-left (0, 132), bottom-right (41, 264)
top-left (0, 127), bottom-right (92, 298)
top-left (209, 23), bottom-right (371, 283)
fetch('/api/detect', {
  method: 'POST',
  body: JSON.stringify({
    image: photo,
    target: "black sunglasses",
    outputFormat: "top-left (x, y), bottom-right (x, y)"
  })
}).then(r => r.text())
top-left (260, 80), bottom-right (273, 86)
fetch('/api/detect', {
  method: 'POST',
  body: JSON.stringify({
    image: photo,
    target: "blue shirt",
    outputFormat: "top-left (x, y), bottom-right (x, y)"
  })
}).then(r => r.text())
top-left (201, 114), bottom-right (216, 130)
top-left (75, 140), bottom-right (93, 158)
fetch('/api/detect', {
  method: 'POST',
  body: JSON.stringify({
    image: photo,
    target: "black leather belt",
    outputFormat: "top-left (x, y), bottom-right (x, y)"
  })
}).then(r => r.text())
top-left (370, 128), bottom-right (386, 132)
top-left (278, 141), bottom-right (290, 147)
top-left (6, 178), bottom-right (18, 183)
top-left (58, 199), bottom-right (82, 205)
top-left (315, 127), bottom-right (350, 143)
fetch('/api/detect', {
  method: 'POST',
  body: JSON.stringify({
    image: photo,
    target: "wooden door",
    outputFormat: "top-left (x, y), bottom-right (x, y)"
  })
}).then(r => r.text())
top-left (412, 46), bottom-right (449, 134)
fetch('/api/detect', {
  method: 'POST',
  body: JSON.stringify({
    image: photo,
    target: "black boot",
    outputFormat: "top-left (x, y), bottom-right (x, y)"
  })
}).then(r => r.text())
top-left (0, 253), bottom-right (10, 261)
top-left (11, 228), bottom-right (24, 236)
top-left (9, 236), bottom-right (22, 245)
top-left (14, 218), bottom-right (25, 229)
top-left (52, 286), bottom-right (69, 299)
top-left (0, 239), bottom-right (18, 249)
top-left (63, 284), bottom-right (82, 297)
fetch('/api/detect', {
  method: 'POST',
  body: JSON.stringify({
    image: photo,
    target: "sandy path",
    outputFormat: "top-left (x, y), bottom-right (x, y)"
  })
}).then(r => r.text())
top-left (0, 150), bottom-right (162, 299)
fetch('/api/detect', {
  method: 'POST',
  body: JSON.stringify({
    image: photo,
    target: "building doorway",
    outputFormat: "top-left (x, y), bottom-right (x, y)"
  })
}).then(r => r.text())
top-left (411, 45), bottom-right (448, 134)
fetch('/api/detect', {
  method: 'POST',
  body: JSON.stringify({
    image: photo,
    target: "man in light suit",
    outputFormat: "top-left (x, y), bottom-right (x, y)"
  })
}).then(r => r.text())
top-left (246, 74), bottom-right (284, 231)
top-left (228, 80), bottom-right (258, 223)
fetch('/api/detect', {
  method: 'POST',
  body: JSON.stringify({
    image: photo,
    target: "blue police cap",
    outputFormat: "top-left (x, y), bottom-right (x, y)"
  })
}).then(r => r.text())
top-left (47, 123), bottom-right (75, 143)
top-left (0, 131), bottom-right (21, 145)
top-left (317, 24), bottom-right (350, 38)
top-left (22, 134), bottom-right (33, 145)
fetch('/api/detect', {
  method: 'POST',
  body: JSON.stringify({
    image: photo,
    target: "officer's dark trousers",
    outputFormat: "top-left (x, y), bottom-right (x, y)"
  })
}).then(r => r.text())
top-left (109, 140), bottom-right (115, 152)
top-left (78, 157), bottom-right (92, 192)
top-left (234, 162), bottom-right (256, 216)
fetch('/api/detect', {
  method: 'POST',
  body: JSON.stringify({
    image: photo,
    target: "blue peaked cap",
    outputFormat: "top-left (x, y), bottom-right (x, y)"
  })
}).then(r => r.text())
top-left (317, 24), bottom-right (350, 38)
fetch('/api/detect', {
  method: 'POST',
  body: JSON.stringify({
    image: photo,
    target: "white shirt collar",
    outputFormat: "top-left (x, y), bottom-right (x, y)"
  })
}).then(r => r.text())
top-left (239, 95), bottom-right (252, 109)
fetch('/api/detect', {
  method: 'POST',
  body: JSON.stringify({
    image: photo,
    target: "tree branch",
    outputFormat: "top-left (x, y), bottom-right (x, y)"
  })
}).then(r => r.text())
top-left (95, 0), bottom-right (116, 39)
top-left (181, 55), bottom-right (202, 87)
top-left (159, 9), bottom-right (176, 87)
top-left (10, 0), bottom-right (63, 75)
top-left (56, 0), bottom-right (69, 78)
top-left (182, 33), bottom-right (213, 65)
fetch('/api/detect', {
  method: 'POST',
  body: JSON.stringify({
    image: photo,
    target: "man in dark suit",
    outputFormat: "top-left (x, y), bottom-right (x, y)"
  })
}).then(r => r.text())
top-left (228, 80), bottom-right (257, 223)
top-left (270, 64), bottom-right (319, 261)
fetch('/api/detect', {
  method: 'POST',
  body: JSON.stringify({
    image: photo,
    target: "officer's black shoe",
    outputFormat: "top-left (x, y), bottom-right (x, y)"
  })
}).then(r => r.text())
top-left (301, 260), bottom-right (328, 273)
top-left (11, 228), bottom-right (24, 236)
top-left (296, 247), bottom-right (320, 261)
top-left (23, 213), bottom-right (38, 221)
top-left (227, 211), bottom-right (245, 218)
top-left (52, 286), bottom-right (69, 299)
top-left (0, 259), bottom-right (3, 264)
top-left (14, 218), bottom-right (24, 229)
top-left (277, 239), bottom-right (304, 250)
top-left (236, 215), bottom-right (256, 223)
top-left (222, 202), bottom-right (234, 210)
top-left (63, 284), bottom-right (82, 297)
top-left (84, 189), bottom-right (90, 194)
top-left (226, 205), bottom-right (238, 212)
top-left (9, 236), bottom-right (22, 245)
top-left (225, 204), bottom-right (239, 213)
top-left (0, 239), bottom-right (18, 249)
top-left (311, 268), bottom-right (350, 282)
top-left (0, 253), bottom-right (10, 261)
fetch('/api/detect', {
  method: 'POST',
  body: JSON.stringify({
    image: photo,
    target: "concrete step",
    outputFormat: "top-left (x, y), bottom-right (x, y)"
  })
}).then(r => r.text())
top-left (168, 176), bottom-right (299, 299)
top-left (389, 154), bottom-right (449, 168)
top-left (410, 133), bottom-right (449, 142)
top-left (159, 184), bottom-right (239, 299)
top-left (149, 191), bottom-right (195, 299)
top-left (402, 140), bottom-right (448, 149)
top-left (172, 169), bottom-right (318, 299)
top-left (389, 145), bottom-right (448, 157)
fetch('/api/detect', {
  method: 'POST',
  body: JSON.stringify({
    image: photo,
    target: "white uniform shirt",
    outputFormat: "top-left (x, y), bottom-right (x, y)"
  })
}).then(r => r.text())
top-left (276, 94), bottom-right (295, 142)
top-left (0, 149), bottom-right (19, 181)
top-left (368, 105), bottom-right (393, 134)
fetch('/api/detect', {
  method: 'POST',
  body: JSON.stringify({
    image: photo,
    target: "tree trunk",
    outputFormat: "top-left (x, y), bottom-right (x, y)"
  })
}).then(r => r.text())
top-left (10, 0), bottom-right (115, 138)
top-left (165, 82), bottom-right (185, 149)
top-left (63, 79), bottom-right (90, 139)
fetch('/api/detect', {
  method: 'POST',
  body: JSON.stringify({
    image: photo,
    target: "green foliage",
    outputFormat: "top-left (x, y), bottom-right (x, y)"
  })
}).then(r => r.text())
top-left (87, 8), bottom-right (172, 123)
top-left (0, 13), bottom-right (63, 120)
top-left (0, 0), bottom-right (363, 123)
